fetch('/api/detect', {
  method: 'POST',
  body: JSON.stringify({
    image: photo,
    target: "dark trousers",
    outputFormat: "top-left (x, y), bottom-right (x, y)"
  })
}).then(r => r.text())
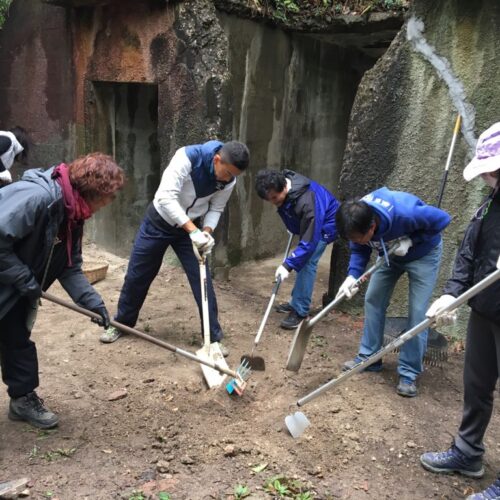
top-left (0, 298), bottom-right (39, 398)
top-left (455, 310), bottom-right (500, 459)
top-left (116, 215), bottom-right (223, 342)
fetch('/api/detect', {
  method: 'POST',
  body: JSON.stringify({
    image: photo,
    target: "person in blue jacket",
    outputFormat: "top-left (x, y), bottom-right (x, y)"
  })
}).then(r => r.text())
top-left (255, 169), bottom-right (339, 329)
top-left (335, 187), bottom-right (451, 397)
top-left (101, 140), bottom-right (249, 355)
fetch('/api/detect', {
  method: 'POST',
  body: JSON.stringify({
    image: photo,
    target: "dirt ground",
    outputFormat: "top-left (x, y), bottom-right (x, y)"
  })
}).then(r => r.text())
top-left (1, 244), bottom-right (499, 500)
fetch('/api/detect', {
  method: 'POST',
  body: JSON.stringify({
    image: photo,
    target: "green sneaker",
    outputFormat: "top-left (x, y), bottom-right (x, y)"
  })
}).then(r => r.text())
top-left (99, 326), bottom-right (123, 344)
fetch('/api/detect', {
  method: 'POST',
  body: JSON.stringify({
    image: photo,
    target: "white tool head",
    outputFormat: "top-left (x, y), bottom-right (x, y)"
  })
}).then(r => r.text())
top-left (285, 411), bottom-right (310, 438)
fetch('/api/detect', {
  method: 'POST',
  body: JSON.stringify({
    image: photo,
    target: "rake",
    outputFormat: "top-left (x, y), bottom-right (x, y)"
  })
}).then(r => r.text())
top-left (285, 255), bottom-right (500, 438)
top-left (41, 292), bottom-right (250, 393)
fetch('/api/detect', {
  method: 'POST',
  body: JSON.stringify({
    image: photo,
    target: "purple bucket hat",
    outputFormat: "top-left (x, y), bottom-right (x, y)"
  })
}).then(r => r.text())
top-left (463, 122), bottom-right (500, 181)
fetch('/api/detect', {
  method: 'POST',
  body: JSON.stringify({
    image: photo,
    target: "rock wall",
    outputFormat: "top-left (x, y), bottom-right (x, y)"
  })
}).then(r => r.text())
top-left (339, 0), bottom-right (500, 334)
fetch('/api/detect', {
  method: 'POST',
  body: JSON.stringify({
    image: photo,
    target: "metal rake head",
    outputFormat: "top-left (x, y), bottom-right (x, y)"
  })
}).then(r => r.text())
top-left (226, 359), bottom-right (251, 396)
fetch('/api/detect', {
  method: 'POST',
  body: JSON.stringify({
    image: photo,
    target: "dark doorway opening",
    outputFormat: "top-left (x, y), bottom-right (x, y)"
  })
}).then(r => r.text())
top-left (87, 81), bottom-right (160, 256)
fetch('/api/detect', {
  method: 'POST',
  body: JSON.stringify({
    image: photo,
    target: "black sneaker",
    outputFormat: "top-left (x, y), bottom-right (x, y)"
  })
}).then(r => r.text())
top-left (280, 310), bottom-right (306, 330)
top-left (275, 302), bottom-right (293, 314)
top-left (420, 445), bottom-right (484, 478)
top-left (466, 477), bottom-right (500, 499)
top-left (9, 391), bottom-right (59, 429)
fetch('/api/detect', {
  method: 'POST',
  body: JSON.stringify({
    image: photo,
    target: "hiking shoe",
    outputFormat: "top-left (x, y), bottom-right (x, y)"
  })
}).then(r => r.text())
top-left (466, 477), bottom-right (500, 499)
top-left (342, 355), bottom-right (383, 372)
top-left (396, 377), bottom-right (417, 397)
top-left (420, 445), bottom-right (484, 478)
top-left (100, 325), bottom-right (123, 343)
top-left (280, 310), bottom-right (306, 330)
top-left (275, 302), bottom-right (293, 314)
top-left (214, 342), bottom-right (229, 357)
top-left (9, 391), bottom-right (59, 429)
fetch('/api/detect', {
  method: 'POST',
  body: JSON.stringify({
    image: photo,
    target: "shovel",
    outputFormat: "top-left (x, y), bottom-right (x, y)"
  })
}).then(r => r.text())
top-left (285, 255), bottom-right (500, 438)
top-left (286, 244), bottom-right (398, 372)
top-left (241, 231), bottom-right (294, 371)
top-left (194, 246), bottom-right (230, 389)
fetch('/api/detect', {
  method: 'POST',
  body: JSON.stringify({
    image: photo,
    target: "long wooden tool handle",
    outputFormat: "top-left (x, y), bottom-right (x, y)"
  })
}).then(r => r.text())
top-left (41, 291), bottom-right (237, 378)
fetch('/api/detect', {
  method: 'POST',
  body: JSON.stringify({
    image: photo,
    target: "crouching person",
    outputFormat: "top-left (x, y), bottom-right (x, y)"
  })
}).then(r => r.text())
top-left (0, 153), bottom-right (124, 428)
top-left (421, 123), bottom-right (500, 499)
top-left (255, 169), bottom-right (339, 329)
top-left (335, 188), bottom-right (451, 397)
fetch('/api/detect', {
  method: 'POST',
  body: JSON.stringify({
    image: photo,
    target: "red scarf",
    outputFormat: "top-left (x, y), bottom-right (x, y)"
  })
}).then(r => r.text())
top-left (52, 163), bottom-right (92, 266)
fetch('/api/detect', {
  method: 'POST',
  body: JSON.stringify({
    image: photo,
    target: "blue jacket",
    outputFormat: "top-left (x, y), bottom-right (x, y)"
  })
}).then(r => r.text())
top-left (348, 187), bottom-right (451, 279)
top-left (278, 170), bottom-right (339, 273)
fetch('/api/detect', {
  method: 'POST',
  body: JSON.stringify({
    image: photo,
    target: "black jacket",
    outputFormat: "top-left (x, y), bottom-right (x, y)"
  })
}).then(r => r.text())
top-left (443, 190), bottom-right (500, 322)
top-left (0, 167), bottom-right (104, 319)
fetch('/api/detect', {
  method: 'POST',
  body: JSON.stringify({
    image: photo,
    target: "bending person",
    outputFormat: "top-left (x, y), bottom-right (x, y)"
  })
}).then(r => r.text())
top-left (0, 153), bottom-right (124, 428)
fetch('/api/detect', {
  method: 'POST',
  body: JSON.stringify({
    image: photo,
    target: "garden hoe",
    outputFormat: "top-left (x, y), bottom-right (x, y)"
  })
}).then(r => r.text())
top-left (194, 245), bottom-right (231, 389)
top-left (286, 244), bottom-right (399, 372)
top-left (41, 292), bottom-right (250, 392)
top-left (285, 254), bottom-right (500, 438)
top-left (241, 231), bottom-right (294, 371)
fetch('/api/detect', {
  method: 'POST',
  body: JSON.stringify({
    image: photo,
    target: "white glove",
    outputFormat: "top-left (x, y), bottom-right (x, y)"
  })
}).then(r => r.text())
top-left (425, 294), bottom-right (457, 327)
top-left (275, 265), bottom-right (290, 282)
top-left (393, 237), bottom-right (413, 257)
top-left (189, 229), bottom-right (211, 253)
top-left (335, 275), bottom-right (359, 300)
top-left (201, 231), bottom-right (215, 254)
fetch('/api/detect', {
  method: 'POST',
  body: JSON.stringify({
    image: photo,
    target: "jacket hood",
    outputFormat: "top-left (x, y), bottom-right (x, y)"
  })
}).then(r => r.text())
top-left (283, 169), bottom-right (310, 203)
top-left (361, 187), bottom-right (394, 238)
top-left (21, 166), bottom-right (60, 200)
top-left (199, 140), bottom-right (223, 176)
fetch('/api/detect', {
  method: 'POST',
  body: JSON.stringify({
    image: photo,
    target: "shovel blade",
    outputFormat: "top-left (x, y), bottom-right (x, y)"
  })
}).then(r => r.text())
top-left (240, 355), bottom-right (265, 371)
top-left (196, 343), bottom-right (228, 389)
top-left (285, 411), bottom-right (310, 438)
top-left (286, 319), bottom-right (314, 372)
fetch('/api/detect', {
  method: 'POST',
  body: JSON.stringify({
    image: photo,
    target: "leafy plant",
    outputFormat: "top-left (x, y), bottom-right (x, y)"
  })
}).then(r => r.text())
top-left (0, 0), bottom-right (11, 28)
top-left (158, 493), bottom-right (171, 500)
top-left (43, 447), bottom-right (77, 461)
top-left (234, 484), bottom-right (250, 499)
top-left (264, 475), bottom-right (315, 499)
top-left (128, 492), bottom-right (146, 500)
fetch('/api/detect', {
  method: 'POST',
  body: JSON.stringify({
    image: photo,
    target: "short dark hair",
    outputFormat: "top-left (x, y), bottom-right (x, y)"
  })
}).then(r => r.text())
top-left (255, 169), bottom-right (287, 200)
top-left (10, 126), bottom-right (30, 163)
top-left (220, 141), bottom-right (250, 171)
top-left (336, 200), bottom-right (375, 239)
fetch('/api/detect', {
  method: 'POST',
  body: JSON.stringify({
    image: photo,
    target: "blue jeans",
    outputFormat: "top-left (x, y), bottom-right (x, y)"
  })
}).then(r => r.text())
top-left (115, 215), bottom-right (223, 342)
top-left (290, 240), bottom-right (328, 317)
top-left (358, 241), bottom-right (443, 381)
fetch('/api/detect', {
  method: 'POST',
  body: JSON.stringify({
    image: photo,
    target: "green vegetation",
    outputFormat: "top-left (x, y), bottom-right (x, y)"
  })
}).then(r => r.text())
top-left (264, 475), bottom-right (315, 499)
top-left (0, 0), bottom-right (12, 28)
top-left (234, 484), bottom-right (251, 499)
top-left (249, 0), bottom-right (407, 22)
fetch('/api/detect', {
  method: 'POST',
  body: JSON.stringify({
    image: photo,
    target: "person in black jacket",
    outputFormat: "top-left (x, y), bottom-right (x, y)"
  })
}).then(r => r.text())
top-left (0, 126), bottom-right (30, 186)
top-left (420, 122), bottom-right (500, 500)
top-left (0, 153), bottom-right (124, 429)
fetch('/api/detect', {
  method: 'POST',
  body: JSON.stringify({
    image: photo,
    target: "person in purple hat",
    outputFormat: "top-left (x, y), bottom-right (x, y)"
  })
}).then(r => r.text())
top-left (421, 122), bottom-right (500, 500)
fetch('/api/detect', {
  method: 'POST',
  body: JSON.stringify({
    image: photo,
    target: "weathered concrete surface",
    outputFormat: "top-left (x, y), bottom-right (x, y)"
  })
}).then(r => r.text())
top-left (215, 12), bottom-right (375, 272)
top-left (338, 0), bottom-right (500, 334)
top-left (0, 0), bottom-right (74, 174)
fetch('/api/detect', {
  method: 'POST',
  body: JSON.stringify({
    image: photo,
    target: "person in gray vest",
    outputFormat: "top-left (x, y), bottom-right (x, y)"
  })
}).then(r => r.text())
top-left (0, 126), bottom-right (30, 186)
